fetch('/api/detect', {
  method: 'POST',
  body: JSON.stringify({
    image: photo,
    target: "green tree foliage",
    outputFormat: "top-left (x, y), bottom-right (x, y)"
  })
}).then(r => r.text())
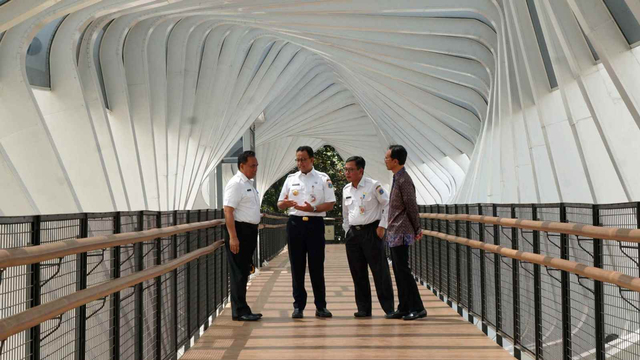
top-left (261, 145), bottom-right (347, 218)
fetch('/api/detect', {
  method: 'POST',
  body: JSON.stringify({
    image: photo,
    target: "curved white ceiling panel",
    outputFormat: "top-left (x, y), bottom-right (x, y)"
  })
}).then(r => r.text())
top-left (1, 0), bottom-right (640, 215)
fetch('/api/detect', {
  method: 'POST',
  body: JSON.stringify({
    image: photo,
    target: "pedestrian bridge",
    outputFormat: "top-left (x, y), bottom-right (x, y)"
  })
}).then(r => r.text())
top-left (1, 204), bottom-right (639, 360)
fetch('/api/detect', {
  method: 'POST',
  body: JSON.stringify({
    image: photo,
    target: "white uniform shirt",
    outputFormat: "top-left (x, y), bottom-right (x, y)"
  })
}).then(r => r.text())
top-left (223, 171), bottom-right (261, 225)
top-left (278, 168), bottom-right (336, 217)
top-left (342, 177), bottom-right (389, 232)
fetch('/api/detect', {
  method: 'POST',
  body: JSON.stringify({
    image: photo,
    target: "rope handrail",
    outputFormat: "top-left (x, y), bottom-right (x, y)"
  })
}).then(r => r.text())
top-left (0, 240), bottom-right (225, 341)
top-left (420, 213), bottom-right (640, 243)
top-left (0, 219), bottom-right (225, 269)
top-left (422, 229), bottom-right (640, 292)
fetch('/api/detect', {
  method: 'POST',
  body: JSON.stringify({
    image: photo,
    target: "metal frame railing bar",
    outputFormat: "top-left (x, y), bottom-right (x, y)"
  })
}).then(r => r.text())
top-left (0, 219), bottom-right (225, 268)
top-left (0, 239), bottom-right (226, 342)
top-left (422, 230), bottom-right (640, 292)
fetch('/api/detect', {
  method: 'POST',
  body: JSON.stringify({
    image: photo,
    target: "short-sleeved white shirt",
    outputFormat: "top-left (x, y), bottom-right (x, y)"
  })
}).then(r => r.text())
top-left (342, 177), bottom-right (389, 232)
top-left (223, 171), bottom-right (261, 224)
top-left (278, 168), bottom-right (336, 217)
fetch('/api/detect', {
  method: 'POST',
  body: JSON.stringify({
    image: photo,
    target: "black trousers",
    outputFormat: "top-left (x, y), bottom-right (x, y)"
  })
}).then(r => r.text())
top-left (345, 221), bottom-right (394, 314)
top-left (390, 245), bottom-right (425, 313)
top-left (286, 216), bottom-right (326, 310)
top-left (225, 221), bottom-right (258, 318)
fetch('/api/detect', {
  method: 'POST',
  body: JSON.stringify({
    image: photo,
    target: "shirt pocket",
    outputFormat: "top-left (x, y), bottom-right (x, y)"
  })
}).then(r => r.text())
top-left (241, 190), bottom-right (252, 206)
top-left (363, 195), bottom-right (375, 210)
top-left (313, 182), bottom-right (323, 203)
top-left (289, 183), bottom-right (302, 200)
top-left (253, 190), bottom-right (260, 206)
top-left (344, 197), bottom-right (355, 216)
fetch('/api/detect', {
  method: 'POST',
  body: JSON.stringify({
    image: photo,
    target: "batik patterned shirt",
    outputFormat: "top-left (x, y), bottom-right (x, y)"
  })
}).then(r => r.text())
top-left (385, 167), bottom-right (421, 247)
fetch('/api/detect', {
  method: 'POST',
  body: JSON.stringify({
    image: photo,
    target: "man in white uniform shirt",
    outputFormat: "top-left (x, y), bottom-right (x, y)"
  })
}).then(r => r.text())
top-left (223, 150), bottom-right (262, 321)
top-left (277, 146), bottom-right (336, 319)
top-left (342, 156), bottom-right (394, 317)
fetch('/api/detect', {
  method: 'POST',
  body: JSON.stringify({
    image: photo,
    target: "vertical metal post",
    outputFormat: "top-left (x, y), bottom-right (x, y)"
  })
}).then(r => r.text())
top-left (445, 206), bottom-right (451, 298)
top-left (455, 205), bottom-right (462, 314)
top-left (425, 210), bottom-right (430, 287)
top-left (112, 213), bottom-right (121, 360)
top-left (478, 205), bottom-right (487, 335)
top-left (560, 204), bottom-right (572, 360)
top-left (75, 214), bottom-right (89, 360)
top-left (134, 212), bottom-right (144, 360)
top-left (197, 210), bottom-right (202, 327)
top-left (593, 205), bottom-right (605, 360)
top-left (29, 216), bottom-right (41, 360)
top-left (206, 210), bottom-right (211, 317)
top-left (186, 210), bottom-right (192, 336)
top-left (466, 204), bottom-right (474, 322)
top-left (532, 205), bottom-right (543, 360)
top-left (419, 206), bottom-right (424, 282)
top-left (172, 211), bottom-right (178, 355)
top-left (512, 205), bottom-right (521, 359)
top-left (493, 204), bottom-right (502, 344)
top-left (156, 212), bottom-right (162, 360)
top-left (432, 213), bottom-right (437, 288)
top-left (437, 206), bottom-right (443, 296)
top-left (213, 210), bottom-right (218, 311)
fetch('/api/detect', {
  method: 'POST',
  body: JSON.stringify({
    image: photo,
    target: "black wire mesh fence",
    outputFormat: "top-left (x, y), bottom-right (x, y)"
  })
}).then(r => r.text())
top-left (0, 209), bottom-right (288, 360)
top-left (417, 203), bottom-right (640, 360)
top-left (257, 214), bottom-right (288, 267)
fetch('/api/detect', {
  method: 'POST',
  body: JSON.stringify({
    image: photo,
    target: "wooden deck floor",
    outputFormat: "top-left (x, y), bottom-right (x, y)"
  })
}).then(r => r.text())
top-left (182, 244), bottom-right (514, 360)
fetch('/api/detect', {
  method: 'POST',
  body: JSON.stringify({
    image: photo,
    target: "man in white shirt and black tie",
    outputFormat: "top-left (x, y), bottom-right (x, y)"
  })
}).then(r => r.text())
top-left (223, 150), bottom-right (262, 321)
top-left (342, 156), bottom-right (394, 317)
top-left (277, 146), bottom-right (336, 319)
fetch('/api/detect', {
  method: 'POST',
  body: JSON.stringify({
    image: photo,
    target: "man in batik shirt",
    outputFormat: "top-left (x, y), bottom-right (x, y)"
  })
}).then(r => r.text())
top-left (383, 145), bottom-right (426, 321)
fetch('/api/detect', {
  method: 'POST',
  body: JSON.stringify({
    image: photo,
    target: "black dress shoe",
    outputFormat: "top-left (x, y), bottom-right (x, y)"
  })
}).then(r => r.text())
top-left (354, 311), bottom-right (372, 318)
top-left (232, 312), bottom-right (263, 321)
top-left (385, 310), bottom-right (408, 319)
top-left (292, 308), bottom-right (304, 319)
top-left (236, 313), bottom-right (261, 321)
top-left (403, 309), bottom-right (427, 321)
top-left (315, 308), bottom-right (333, 318)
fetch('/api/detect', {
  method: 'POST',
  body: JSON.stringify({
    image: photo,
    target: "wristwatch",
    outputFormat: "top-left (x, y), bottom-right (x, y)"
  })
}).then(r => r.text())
top-left (312, 205), bottom-right (317, 212)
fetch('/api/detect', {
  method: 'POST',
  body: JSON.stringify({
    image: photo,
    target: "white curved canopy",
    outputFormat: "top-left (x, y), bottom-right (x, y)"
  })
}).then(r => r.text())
top-left (1, 0), bottom-right (640, 215)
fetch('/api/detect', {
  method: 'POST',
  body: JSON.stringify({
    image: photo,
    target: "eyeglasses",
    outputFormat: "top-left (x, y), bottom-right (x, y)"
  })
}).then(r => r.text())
top-left (343, 167), bottom-right (358, 173)
top-left (295, 158), bottom-right (310, 163)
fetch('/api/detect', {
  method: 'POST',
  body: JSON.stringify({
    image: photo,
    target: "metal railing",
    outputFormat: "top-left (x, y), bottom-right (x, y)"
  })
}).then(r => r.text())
top-left (257, 215), bottom-right (288, 266)
top-left (414, 203), bottom-right (640, 360)
top-left (0, 209), bottom-right (287, 360)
